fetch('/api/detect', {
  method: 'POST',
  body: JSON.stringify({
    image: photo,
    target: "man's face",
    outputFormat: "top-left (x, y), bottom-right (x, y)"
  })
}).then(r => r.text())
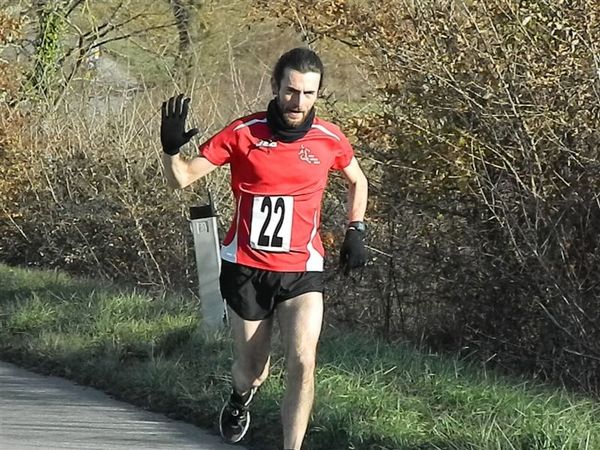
top-left (273, 68), bottom-right (321, 127)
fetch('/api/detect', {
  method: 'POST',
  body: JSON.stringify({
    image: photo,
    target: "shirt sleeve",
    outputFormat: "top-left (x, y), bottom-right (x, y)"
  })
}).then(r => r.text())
top-left (198, 122), bottom-right (238, 166)
top-left (331, 132), bottom-right (355, 170)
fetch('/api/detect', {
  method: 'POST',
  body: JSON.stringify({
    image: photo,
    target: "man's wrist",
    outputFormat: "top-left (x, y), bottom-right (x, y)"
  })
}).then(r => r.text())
top-left (347, 220), bottom-right (366, 233)
top-left (162, 146), bottom-right (180, 156)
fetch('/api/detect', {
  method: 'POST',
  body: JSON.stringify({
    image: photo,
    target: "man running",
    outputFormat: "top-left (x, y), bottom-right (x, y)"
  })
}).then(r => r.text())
top-left (160, 47), bottom-right (368, 450)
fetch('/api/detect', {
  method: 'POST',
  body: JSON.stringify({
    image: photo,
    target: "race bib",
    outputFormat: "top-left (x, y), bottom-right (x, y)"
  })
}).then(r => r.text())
top-left (250, 196), bottom-right (293, 252)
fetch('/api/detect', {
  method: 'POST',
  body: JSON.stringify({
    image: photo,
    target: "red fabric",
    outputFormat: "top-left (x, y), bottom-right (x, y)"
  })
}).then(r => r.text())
top-left (200, 111), bottom-right (354, 272)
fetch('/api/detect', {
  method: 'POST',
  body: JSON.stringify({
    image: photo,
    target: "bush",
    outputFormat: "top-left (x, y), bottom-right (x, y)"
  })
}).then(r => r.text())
top-left (0, 11), bottom-right (29, 217)
top-left (257, 0), bottom-right (600, 392)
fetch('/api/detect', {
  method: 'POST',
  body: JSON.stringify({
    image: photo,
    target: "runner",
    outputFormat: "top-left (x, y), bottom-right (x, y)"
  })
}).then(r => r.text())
top-left (160, 47), bottom-right (368, 450)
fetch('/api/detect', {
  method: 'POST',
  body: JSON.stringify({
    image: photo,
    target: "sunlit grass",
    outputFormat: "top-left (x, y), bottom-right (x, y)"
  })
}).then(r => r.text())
top-left (1, 263), bottom-right (599, 450)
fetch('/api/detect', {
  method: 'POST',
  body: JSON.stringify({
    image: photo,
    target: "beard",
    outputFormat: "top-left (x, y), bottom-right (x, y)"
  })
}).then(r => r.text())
top-left (277, 100), bottom-right (308, 127)
top-left (283, 112), bottom-right (305, 127)
top-left (266, 98), bottom-right (315, 142)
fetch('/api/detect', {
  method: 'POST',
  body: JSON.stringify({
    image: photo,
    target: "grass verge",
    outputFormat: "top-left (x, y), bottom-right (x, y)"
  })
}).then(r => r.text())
top-left (0, 263), bottom-right (599, 450)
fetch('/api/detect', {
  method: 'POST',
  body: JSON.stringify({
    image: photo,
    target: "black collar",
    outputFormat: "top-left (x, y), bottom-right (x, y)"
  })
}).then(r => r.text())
top-left (266, 99), bottom-right (315, 143)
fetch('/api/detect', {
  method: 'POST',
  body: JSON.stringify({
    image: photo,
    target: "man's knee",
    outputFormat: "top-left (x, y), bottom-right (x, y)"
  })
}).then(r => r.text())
top-left (286, 353), bottom-right (316, 382)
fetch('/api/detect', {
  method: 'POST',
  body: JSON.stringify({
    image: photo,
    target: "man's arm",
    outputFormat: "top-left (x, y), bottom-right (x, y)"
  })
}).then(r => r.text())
top-left (162, 153), bottom-right (218, 189)
top-left (339, 156), bottom-right (369, 275)
top-left (341, 156), bottom-right (368, 223)
top-left (161, 94), bottom-right (218, 189)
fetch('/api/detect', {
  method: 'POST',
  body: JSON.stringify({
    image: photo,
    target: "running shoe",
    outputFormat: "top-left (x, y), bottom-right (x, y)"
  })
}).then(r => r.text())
top-left (218, 387), bottom-right (257, 443)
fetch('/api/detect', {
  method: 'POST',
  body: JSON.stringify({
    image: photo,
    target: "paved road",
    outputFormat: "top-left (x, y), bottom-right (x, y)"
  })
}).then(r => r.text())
top-left (0, 361), bottom-right (242, 449)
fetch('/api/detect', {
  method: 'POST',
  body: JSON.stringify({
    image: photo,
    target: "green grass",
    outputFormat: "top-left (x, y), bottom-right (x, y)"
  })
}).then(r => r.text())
top-left (0, 263), bottom-right (599, 450)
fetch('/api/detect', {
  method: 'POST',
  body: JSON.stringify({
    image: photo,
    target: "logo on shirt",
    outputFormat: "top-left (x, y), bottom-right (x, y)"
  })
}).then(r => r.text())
top-left (298, 145), bottom-right (320, 165)
top-left (256, 139), bottom-right (278, 148)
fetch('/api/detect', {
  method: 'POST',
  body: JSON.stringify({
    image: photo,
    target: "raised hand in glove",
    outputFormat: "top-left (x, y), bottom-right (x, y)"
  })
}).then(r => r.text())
top-left (339, 221), bottom-right (368, 275)
top-left (161, 94), bottom-right (199, 155)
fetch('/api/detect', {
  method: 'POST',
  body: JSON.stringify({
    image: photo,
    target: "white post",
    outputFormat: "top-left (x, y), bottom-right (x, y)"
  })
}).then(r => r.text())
top-left (189, 204), bottom-right (225, 330)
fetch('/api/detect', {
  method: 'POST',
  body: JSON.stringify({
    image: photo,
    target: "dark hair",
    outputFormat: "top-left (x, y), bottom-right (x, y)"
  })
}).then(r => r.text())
top-left (272, 47), bottom-right (324, 90)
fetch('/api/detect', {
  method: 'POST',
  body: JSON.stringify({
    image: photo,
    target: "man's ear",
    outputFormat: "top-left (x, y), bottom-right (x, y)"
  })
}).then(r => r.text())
top-left (270, 77), bottom-right (278, 96)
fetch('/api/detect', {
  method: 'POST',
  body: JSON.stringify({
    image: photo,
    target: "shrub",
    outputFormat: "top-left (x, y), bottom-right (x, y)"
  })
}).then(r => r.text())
top-left (257, 0), bottom-right (600, 392)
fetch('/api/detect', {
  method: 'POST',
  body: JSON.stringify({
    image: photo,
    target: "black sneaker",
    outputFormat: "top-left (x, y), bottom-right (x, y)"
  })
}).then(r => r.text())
top-left (219, 387), bottom-right (257, 443)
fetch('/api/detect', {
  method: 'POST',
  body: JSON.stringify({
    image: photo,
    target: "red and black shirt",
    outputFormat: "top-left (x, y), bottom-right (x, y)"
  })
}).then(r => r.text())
top-left (200, 111), bottom-right (354, 272)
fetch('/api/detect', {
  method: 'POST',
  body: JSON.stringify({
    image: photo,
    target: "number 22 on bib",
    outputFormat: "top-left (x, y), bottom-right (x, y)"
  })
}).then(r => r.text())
top-left (250, 196), bottom-right (293, 252)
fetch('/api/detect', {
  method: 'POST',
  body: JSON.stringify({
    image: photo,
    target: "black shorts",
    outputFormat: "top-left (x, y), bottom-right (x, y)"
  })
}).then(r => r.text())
top-left (219, 260), bottom-right (324, 321)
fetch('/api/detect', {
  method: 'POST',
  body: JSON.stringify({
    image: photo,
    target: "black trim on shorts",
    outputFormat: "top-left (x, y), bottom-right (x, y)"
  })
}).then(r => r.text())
top-left (219, 260), bottom-right (324, 321)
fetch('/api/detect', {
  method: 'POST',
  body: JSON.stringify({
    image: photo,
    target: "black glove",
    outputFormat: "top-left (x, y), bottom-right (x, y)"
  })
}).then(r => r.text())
top-left (339, 228), bottom-right (367, 275)
top-left (160, 94), bottom-right (199, 155)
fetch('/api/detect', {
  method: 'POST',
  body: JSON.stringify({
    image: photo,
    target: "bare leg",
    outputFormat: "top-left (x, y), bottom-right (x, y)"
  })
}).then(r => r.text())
top-left (228, 307), bottom-right (273, 394)
top-left (277, 292), bottom-right (323, 450)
